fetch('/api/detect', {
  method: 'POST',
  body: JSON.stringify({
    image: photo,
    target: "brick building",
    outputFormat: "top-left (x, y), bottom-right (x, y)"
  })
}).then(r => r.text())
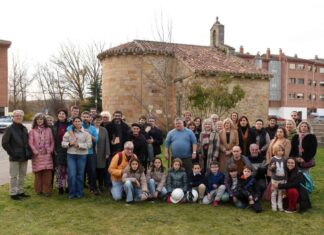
top-left (0, 39), bottom-right (11, 116)
top-left (237, 47), bottom-right (324, 120)
top-left (98, 18), bottom-right (271, 129)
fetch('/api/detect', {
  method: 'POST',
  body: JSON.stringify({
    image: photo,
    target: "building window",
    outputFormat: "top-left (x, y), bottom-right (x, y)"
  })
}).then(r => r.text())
top-left (288, 78), bottom-right (296, 84)
top-left (297, 64), bottom-right (305, 70)
top-left (320, 68), bottom-right (324, 73)
top-left (289, 64), bottom-right (296, 70)
top-left (308, 79), bottom-right (313, 86)
top-left (309, 94), bottom-right (316, 100)
top-left (307, 65), bottom-right (312, 71)
top-left (297, 78), bottom-right (304, 84)
top-left (288, 93), bottom-right (296, 99)
top-left (320, 95), bottom-right (324, 101)
top-left (320, 81), bottom-right (324, 86)
top-left (296, 93), bottom-right (304, 99)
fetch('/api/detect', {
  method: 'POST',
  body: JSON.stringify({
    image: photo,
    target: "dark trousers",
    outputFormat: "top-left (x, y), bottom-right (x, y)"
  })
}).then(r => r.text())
top-left (104, 157), bottom-right (112, 189)
top-left (96, 168), bottom-right (106, 190)
top-left (86, 154), bottom-right (97, 191)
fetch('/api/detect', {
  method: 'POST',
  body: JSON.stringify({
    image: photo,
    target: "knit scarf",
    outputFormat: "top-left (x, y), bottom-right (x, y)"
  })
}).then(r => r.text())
top-left (298, 132), bottom-right (309, 156)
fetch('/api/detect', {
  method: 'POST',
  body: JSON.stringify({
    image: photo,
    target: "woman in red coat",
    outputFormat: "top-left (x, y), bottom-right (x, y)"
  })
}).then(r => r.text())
top-left (29, 113), bottom-right (54, 196)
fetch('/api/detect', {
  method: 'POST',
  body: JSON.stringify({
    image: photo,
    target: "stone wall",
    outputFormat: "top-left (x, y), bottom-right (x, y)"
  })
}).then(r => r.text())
top-left (175, 75), bottom-right (270, 122)
top-left (101, 54), bottom-right (177, 129)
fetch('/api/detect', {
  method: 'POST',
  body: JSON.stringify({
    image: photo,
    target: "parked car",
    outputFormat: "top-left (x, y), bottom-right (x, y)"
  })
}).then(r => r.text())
top-left (314, 115), bottom-right (324, 121)
top-left (0, 116), bottom-right (12, 133)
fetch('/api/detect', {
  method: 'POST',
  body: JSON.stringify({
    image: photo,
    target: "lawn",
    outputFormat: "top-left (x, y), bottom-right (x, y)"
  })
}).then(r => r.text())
top-left (0, 150), bottom-right (323, 235)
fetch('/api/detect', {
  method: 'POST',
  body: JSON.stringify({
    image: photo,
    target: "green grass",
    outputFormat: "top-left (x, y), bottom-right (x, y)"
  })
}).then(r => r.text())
top-left (0, 150), bottom-right (324, 235)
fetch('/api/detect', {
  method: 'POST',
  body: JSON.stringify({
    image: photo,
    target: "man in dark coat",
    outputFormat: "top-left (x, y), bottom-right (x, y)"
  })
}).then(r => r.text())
top-left (105, 111), bottom-right (130, 157)
top-left (2, 110), bottom-right (31, 200)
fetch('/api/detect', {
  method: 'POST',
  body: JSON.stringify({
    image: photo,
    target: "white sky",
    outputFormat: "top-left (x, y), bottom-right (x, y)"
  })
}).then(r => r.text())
top-left (1, 0), bottom-right (324, 65)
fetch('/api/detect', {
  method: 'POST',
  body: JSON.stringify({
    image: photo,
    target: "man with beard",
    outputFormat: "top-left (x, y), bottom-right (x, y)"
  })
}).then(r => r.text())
top-left (127, 123), bottom-right (147, 170)
top-left (105, 111), bottom-right (130, 157)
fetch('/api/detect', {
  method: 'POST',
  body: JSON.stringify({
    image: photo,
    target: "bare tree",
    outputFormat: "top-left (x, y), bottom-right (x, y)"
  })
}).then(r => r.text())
top-left (9, 55), bottom-right (33, 110)
top-left (51, 42), bottom-right (88, 101)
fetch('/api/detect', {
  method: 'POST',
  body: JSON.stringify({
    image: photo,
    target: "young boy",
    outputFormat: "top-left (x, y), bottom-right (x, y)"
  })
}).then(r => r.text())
top-left (235, 165), bottom-right (262, 213)
top-left (202, 162), bottom-right (228, 206)
top-left (188, 162), bottom-right (206, 203)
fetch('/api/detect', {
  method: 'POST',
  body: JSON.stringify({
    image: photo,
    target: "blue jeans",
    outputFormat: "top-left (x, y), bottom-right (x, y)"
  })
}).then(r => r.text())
top-left (123, 180), bottom-right (142, 202)
top-left (147, 178), bottom-right (167, 197)
top-left (111, 181), bottom-right (124, 201)
top-left (67, 154), bottom-right (87, 198)
top-left (86, 154), bottom-right (97, 191)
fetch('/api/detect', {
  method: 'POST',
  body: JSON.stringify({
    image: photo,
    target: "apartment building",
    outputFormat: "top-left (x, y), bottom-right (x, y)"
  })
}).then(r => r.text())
top-left (237, 47), bottom-right (324, 119)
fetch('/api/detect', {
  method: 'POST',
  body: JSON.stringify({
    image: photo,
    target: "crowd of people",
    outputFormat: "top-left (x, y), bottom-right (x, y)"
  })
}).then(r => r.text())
top-left (1, 107), bottom-right (317, 214)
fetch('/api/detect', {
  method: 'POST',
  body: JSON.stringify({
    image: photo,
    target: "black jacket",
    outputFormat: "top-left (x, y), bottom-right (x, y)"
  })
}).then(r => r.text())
top-left (238, 127), bottom-right (256, 156)
top-left (278, 169), bottom-right (311, 212)
top-left (52, 121), bottom-right (68, 166)
top-left (127, 133), bottom-right (147, 163)
top-left (265, 125), bottom-right (278, 140)
top-left (105, 120), bottom-right (130, 156)
top-left (147, 126), bottom-right (163, 156)
top-left (188, 172), bottom-right (205, 190)
top-left (1, 123), bottom-right (30, 161)
top-left (290, 134), bottom-right (317, 163)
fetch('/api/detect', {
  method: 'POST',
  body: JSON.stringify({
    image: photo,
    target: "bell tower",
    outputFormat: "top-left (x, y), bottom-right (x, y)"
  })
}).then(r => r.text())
top-left (210, 17), bottom-right (224, 48)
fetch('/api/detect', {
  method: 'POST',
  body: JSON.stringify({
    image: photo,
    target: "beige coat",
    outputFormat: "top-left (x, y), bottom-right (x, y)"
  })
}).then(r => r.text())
top-left (218, 129), bottom-right (239, 172)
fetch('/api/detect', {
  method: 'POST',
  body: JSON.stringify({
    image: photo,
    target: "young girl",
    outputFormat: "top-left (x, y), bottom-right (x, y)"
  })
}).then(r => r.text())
top-left (146, 157), bottom-right (167, 200)
top-left (122, 158), bottom-right (149, 203)
top-left (166, 158), bottom-right (188, 203)
top-left (235, 165), bottom-right (262, 213)
top-left (269, 145), bottom-right (286, 211)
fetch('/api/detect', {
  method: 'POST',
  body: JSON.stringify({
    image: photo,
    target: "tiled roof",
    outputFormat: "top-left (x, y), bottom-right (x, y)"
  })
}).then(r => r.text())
top-left (98, 40), bottom-right (271, 78)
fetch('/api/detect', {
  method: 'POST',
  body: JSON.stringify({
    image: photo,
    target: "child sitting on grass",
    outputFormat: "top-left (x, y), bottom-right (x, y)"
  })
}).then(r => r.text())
top-left (166, 158), bottom-right (188, 203)
top-left (146, 157), bottom-right (167, 200)
top-left (122, 158), bottom-right (149, 204)
top-left (235, 165), bottom-right (262, 213)
top-left (202, 161), bottom-right (228, 206)
top-left (269, 145), bottom-right (286, 212)
top-left (188, 162), bottom-right (206, 203)
top-left (224, 164), bottom-right (244, 208)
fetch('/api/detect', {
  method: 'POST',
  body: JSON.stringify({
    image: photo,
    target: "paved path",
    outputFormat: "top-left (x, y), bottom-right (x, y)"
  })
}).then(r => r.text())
top-left (0, 123), bottom-right (32, 185)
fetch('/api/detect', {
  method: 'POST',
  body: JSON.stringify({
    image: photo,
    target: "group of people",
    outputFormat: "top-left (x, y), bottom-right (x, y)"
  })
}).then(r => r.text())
top-left (1, 107), bottom-right (317, 214)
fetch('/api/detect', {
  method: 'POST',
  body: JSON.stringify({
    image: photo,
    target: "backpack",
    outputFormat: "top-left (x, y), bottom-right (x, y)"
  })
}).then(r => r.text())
top-left (300, 171), bottom-right (314, 193)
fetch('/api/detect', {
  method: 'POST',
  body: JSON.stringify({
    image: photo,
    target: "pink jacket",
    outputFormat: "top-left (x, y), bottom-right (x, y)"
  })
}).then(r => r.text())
top-left (28, 127), bottom-right (54, 172)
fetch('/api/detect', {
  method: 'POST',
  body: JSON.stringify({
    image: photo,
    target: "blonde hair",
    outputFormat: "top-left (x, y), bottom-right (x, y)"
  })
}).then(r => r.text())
top-left (297, 121), bottom-right (313, 134)
top-left (223, 118), bottom-right (234, 129)
top-left (100, 111), bottom-right (111, 121)
top-left (285, 119), bottom-right (296, 130)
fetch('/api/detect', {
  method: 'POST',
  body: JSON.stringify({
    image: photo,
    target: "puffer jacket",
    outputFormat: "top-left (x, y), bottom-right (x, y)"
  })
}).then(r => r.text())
top-left (146, 168), bottom-right (166, 192)
top-left (28, 127), bottom-right (55, 172)
top-left (166, 168), bottom-right (188, 193)
top-left (122, 167), bottom-right (148, 192)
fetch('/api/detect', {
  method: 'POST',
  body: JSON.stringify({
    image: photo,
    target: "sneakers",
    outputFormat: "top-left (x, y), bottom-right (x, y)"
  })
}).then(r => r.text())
top-left (17, 193), bottom-right (30, 198)
top-left (213, 200), bottom-right (219, 207)
top-left (11, 195), bottom-right (22, 200)
top-left (285, 209), bottom-right (297, 213)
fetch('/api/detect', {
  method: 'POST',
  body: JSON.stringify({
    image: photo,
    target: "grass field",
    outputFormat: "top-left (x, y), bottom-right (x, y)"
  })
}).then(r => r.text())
top-left (0, 149), bottom-right (323, 235)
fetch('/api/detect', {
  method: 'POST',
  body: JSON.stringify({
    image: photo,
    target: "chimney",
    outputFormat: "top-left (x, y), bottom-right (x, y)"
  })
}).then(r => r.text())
top-left (315, 55), bottom-right (318, 60)
top-left (279, 48), bottom-right (283, 60)
top-left (294, 54), bottom-right (298, 58)
top-left (266, 48), bottom-right (271, 59)
top-left (210, 16), bottom-right (224, 47)
top-left (239, 45), bottom-right (244, 54)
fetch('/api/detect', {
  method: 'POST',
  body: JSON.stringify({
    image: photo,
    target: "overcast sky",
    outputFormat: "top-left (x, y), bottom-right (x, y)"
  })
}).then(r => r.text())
top-left (1, 0), bottom-right (324, 65)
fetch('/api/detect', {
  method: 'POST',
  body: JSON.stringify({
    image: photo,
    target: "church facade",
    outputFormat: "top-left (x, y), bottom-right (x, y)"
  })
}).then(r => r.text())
top-left (98, 19), bottom-right (271, 128)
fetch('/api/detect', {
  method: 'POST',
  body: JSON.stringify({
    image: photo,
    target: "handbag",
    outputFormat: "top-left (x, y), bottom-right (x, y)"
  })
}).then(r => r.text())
top-left (262, 182), bottom-right (272, 201)
top-left (300, 158), bottom-right (315, 168)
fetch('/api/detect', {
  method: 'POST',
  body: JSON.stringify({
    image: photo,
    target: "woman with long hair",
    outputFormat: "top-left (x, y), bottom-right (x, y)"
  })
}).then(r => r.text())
top-left (237, 116), bottom-right (256, 156)
top-left (28, 113), bottom-right (55, 196)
